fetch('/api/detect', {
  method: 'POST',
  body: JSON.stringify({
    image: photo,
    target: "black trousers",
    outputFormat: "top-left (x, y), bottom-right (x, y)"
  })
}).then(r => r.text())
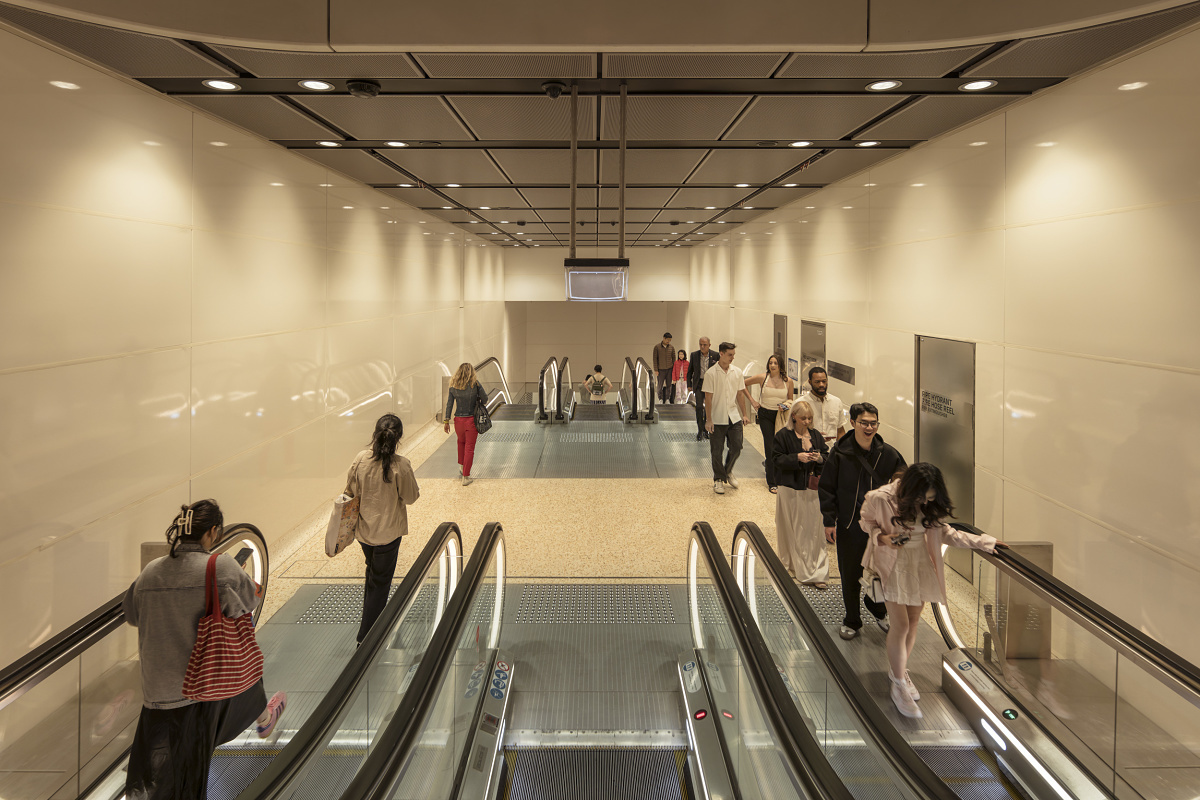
top-left (694, 392), bottom-right (707, 433)
top-left (125, 680), bottom-right (265, 800)
top-left (709, 422), bottom-right (743, 482)
top-left (836, 521), bottom-right (887, 629)
top-left (656, 369), bottom-right (672, 403)
top-left (358, 537), bottom-right (402, 643)
top-left (756, 408), bottom-right (779, 487)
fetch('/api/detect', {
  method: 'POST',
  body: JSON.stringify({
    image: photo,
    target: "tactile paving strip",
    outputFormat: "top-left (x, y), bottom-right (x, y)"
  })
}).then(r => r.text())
top-left (655, 431), bottom-right (703, 443)
top-left (297, 585), bottom-right (399, 624)
top-left (475, 430), bottom-right (542, 443)
top-left (557, 432), bottom-right (636, 443)
top-left (515, 584), bottom-right (676, 624)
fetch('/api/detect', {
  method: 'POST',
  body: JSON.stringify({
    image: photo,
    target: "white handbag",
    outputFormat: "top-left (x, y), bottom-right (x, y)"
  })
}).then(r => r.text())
top-left (859, 567), bottom-right (886, 604)
top-left (325, 460), bottom-right (361, 557)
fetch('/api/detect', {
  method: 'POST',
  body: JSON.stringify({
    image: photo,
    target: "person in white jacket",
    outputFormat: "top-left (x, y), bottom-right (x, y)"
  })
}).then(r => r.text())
top-left (859, 463), bottom-right (1006, 719)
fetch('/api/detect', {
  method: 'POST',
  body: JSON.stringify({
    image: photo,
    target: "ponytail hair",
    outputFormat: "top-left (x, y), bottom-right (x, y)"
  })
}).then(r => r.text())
top-left (371, 413), bottom-right (403, 483)
top-left (166, 499), bottom-right (224, 557)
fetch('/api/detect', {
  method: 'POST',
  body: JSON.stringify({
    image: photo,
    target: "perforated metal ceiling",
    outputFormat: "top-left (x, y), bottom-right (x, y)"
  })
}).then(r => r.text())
top-left (1, 0), bottom-right (1197, 247)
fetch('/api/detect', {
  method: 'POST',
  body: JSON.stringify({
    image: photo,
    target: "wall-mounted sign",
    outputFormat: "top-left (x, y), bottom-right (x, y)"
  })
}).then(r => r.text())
top-left (787, 358), bottom-right (799, 381)
top-left (827, 360), bottom-right (855, 385)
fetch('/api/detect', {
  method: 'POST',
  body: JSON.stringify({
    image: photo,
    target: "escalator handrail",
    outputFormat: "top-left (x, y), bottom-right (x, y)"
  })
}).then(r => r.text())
top-left (0, 522), bottom-right (269, 713)
top-left (557, 357), bottom-right (573, 420)
top-left (340, 522), bottom-right (505, 800)
top-left (473, 356), bottom-right (513, 409)
top-left (635, 356), bottom-right (656, 419)
top-left (947, 522), bottom-right (1200, 705)
top-left (732, 521), bottom-right (963, 800)
top-left (620, 356), bottom-right (639, 421)
top-left (692, 522), bottom-right (855, 800)
top-left (536, 356), bottom-right (558, 421)
top-left (239, 522), bottom-right (463, 800)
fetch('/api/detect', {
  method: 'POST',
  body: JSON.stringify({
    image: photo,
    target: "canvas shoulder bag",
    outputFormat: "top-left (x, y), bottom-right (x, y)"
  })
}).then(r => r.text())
top-left (325, 457), bottom-right (361, 557)
top-left (473, 384), bottom-right (493, 434)
top-left (182, 553), bottom-right (264, 701)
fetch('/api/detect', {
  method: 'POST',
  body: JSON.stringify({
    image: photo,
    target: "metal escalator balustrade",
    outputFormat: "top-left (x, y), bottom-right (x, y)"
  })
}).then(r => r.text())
top-left (0, 523), bottom-right (270, 800)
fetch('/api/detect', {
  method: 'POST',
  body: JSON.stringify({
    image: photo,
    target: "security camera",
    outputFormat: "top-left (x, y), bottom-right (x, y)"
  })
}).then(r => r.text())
top-left (517, 220), bottom-right (526, 227)
top-left (541, 81), bottom-right (567, 99)
top-left (669, 220), bottom-right (680, 226)
top-left (347, 80), bottom-right (381, 99)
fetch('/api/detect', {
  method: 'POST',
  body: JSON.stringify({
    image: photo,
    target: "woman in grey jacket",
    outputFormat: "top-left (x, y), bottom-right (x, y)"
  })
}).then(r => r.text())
top-left (123, 500), bottom-right (285, 800)
top-left (443, 361), bottom-right (489, 486)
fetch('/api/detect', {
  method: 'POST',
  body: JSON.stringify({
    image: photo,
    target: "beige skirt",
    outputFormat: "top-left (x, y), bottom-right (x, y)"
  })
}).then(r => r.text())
top-left (883, 543), bottom-right (942, 606)
top-left (775, 486), bottom-right (827, 584)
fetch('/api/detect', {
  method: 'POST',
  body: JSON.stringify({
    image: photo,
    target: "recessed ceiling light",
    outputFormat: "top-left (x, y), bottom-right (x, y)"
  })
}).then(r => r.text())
top-left (319, 183), bottom-right (333, 187)
top-left (855, 141), bottom-right (880, 147)
top-left (717, 221), bottom-right (726, 224)
top-left (418, 221), bottom-right (425, 224)
top-left (969, 141), bottom-right (988, 147)
top-left (805, 206), bottom-right (815, 209)
top-left (783, 183), bottom-right (798, 187)
top-left (866, 80), bottom-right (902, 91)
top-left (739, 232), bottom-right (747, 235)
top-left (343, 205), bottom-right (354, 209)
top-left (843, 206), bottom-right (853, 209)
top-left (735, 183), bottom-right (750, 188)
top-left (959, 80), bottom-right (997, 92)
top-left (209, 141), bottom-right (228, 147)
top-left (468, 220), bottom-right (479, 223)
top-left (864, 183), bottom-right (876, 187)
top-left (270, 182), bottom-right (284, 186)
top-left (380, 206), bottom-right (390, 209)
top-left (687, 221), bottom-right (695, 223)
top-left (533, 244), bottom-right (540, 247)
top-left (500, 220), bottom-right (509, 224)
top-left (1118, 81), bottom-right (1148, 91)
top-left (479, 206), bottom-right (490, 210)
top-left (50, 80), bottom-right (80, 90)
top-left (442, 206), bottom-right (452, 209)
top-left (203, 80), bottom-right (240, 91)
top-left (911, 183), bottom-right (925, 187)
top-left (399, 183), bottom-right (412, 188)
top-left (385, 141), bottom-right (407, 147)
top-left (299, 80), bottom-right (334, 91)
top-left (445, 183), bottom-right (460, 188)
top-left (143, 140), bottom-right (162, 147)
top-left (769, 221), bottom-right (776, 224)
top-left (1036, 141), bottom-right (1057, 147)
top-left (317, 141), bottom-right (340, 147)
top-left (489, 232), bottom-right (499, 234)
top-left (705, 206), bottom-right (717, 210)
top-left (789, 141), bottom-right (812, 148)
top-left (423, 232), bottom-right (431, 235)
top-left (516, 232), bottom-right (524, 235)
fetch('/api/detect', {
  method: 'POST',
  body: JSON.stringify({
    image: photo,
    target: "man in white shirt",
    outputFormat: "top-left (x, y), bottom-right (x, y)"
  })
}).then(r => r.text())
top-left (799, 366), bottom-right (846, 446)
top-left (703, 342), bottom-right (757, 494)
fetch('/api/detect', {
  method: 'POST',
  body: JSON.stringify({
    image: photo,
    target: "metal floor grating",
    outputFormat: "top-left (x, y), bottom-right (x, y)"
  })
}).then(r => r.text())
top-left (501, 747), bottom-right (688, 800)
top-left (557, 431), bottom-right (636, 443)
top-left (475, 430), bottom-right (542, 443)
top-left (515, 584), bottom-right (676, 623)
top-left (571, 403), bottom-right (620, 421)
top-left (296, 584), bottom-right (398, 624)
top-left (656, 431), bottom-right (702, 443)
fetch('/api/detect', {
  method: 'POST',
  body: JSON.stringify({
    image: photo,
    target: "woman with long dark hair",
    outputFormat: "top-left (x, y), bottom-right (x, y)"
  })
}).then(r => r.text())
top-left (123, 500), bottom-right (286, 799)
top-left (860, 463), bottom-right (1006, 719)
top-left (444, 361), bottom-right (489, 486)
top-left (744, 354), bottom-right (794, 493)
top-left (345, 413), bottom-right (420, 644)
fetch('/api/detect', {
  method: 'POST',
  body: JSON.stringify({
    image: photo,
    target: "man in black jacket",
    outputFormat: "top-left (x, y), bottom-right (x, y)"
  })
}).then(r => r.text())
top-left (818, 402), bottom-right (907, 640)
top-left (688, 337), bottom-right (719, 441)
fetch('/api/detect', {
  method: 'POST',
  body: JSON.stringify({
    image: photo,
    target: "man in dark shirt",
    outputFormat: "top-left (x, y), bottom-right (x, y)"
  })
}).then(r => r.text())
top-left (818, 402), bottom-right (907, 640)
top-left (652, 333), bottom-right (676, 404)
top-left (688, 337), bottom-right (719, 441)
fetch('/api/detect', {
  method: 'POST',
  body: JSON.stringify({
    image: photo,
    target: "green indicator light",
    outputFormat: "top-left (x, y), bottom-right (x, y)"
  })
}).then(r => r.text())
top-left (1002, 709), bottom-right (1018, 720)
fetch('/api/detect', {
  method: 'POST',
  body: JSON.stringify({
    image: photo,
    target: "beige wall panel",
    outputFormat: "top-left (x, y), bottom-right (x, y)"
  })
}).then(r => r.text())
top-left (1005, 30), bottom-right (1200, 227)
top-left (190, 329), bottom-right (326, 474)
top-left (825, 321), bottom-right (870, 407)
top-left (0, 30), bottom-right (192, 224)
top-left (0, 205), bottom-right (190, 371)
top-left (807, 186), bottom-right (873, 256)
top-left (1005, 203), bottom-right (1200, 369)
top-left (974, 466), bottom-right (1004, 538)
top-left (430, 307), bottom-right (462, 363)
top-left (869, 230), bottom-right (1006, 342)
top-left (867, 327), bottom-right (916, 437)
top-left (730, 306), bottom-right (772, 372)
top-left (802, 249), bottom-right (871, 325)
top-left (326, 318), bottom-right (395, 411)
top-left (0, 349), bottom-right (189, 557)
top-left (975, 343), bottom-right (1005, 474)
top-left (326, 186), bottom-right (397, 253)
top-left (686, 301), bottom-right (733, 348)
top-left (192, 120), bottom-right (327, 248)
top-left (192, 230), bottom-right (327, 341)
top-left (325, 390), bottom-right (394, 481)
top-left (689, 247), bottom-right (731, 303)
top-left (394, 365), bottom-right (440, 425)
top-left (881, 425), bottom-right (914, 464)
top-left (528, 302), bottom-right (598, 347)
top-left (328, 245), bottom-right (395, 325)
top-left (503, 302), bottom-right (528, 386)
top-left (393, 311), bottom-right (433, 375)
top-left (1003, 347), bottom-right (1200, 569)
top-left (191, 419), bottom-right (329, 551)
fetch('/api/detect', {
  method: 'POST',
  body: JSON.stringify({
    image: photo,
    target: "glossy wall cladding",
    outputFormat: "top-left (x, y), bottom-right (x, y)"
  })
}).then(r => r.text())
top-left (0, 26), bottom-right (507, 666)
top-left (692, 24), bottom-right (1200, 663)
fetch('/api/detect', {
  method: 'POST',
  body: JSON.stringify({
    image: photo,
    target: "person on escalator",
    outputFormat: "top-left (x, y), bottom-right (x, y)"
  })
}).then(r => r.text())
top-left (349, 414), bottom-right (420, 644)
top-left (859, 463), bottom-right (1006, 719)
top-left (123, 500), bottom-right (286, 800)
top-left (583, 364), bottom-right (612, 404)
top-left (444, 361), bottom-right (489, 486)
top-left (671, 349), bottom-right (690, 404)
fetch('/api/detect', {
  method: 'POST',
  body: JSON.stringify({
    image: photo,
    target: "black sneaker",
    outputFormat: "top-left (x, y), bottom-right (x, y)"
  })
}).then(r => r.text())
top-left (696, 432), bottom-right (704, 441)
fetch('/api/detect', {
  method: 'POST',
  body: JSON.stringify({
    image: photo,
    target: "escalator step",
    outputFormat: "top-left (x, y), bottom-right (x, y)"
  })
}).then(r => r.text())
top-left (492, 404), bottom-right (538, 420)
top-left (500, 747), bottom-right (690, 800)
top-left (571, 404), bottom-right (621, 421)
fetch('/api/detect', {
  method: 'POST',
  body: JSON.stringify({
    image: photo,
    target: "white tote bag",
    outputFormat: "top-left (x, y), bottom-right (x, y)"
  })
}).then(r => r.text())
top-left (325, 460), bottom-right (361, 557)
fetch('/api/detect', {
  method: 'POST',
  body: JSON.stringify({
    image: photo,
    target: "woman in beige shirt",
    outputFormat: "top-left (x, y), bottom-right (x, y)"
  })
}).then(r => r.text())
top-left (344, 413), bottom-right (420, 644)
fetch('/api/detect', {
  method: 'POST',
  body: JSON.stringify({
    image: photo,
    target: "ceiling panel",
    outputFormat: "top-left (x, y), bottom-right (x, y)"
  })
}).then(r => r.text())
top-left (712, 209), bottom-right (767, 222)
top-left (790, 149), bottom-right (895, 185)
top-left (442, 188), bottom-right (530, 208)
top-left (858, 95), bottom-right (1015, 140)
top-left (519, 188), bottom-right (573, 209)
top-left (299, 149), bottom-right (410, 185)
top-left (179, 96), bottom-right (338, 140)
top-left (666, 188), bottom-right (756, 209)
top-left (473, 210), bottom-right (539, 223)
top-left (598, 188), bottom-right (677, 208)
top-left (0, 4), bottom-right (235, 78)
top-left (727, 95), bottom-right (906, 140)
top-left (413, 53), bottom-right (596, 78)
top-left (291, 95), bottom-right (473, 140)
top-left (603, 53), bottom-right (787, 78)
top-left (687, 149), bottom-right (819, 184)
top-left (489, 149), bottom-right (597, 184)
top-left (378, 187), bottom-right (447, 208)
top-left (448, 96), bottom-right (598, 140)
top-left (600, 96), bottom-right (752, 140)
top-left (751, 187), bottom-right (820, 209)
top-left (536, 209), bottom-right (660, 224)
top-left (598, 150), bottom-right (706, 184)
top-left (380, 150), bottom-right (508, 184)
top-left (778, 47), bottom-right (987, 79)
top-left (966, 2), bottom-right (1200, 78)
top-left (213, 47), bottom-right (422, 78)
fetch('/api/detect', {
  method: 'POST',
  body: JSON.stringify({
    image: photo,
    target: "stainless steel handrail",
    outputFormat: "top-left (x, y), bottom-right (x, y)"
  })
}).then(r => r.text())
top-left (473, 356), bottom-right (512, 413)
top-left (557, 357), bottom-right (574, 421)
top-left (634, 356), bottom-right (656, 421)
top-left (536, 356), bottom-right (558, 421)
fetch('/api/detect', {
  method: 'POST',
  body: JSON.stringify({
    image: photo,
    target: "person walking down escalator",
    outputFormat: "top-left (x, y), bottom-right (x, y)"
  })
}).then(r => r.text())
top-left (582, 364), bottom-right (612, 404)
top-left (347, 414), bottom-right (420, 644)
top-left (860, 464), bottom-right (1005, 719)
top-left (123, 500), bottom-right (286, 800)
top-left (444, 361), bottom-right (489, 486)
top-left (671, 349), bottom-right (690, 404)
top-left (652, 332), bottom-right (676, 405)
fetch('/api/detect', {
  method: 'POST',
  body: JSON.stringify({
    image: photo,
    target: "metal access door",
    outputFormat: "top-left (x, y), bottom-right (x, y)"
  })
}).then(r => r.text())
top-left (799, 321), bottom-right (826, 390)
top-left (773, 314), bottom-right (787, 366)
top-left (915, 336), bottom-right (975, 580)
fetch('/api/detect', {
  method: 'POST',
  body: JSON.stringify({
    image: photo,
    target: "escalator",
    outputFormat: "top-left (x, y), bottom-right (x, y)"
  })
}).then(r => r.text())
top-left (730, 522), bottom-right (1200, 800)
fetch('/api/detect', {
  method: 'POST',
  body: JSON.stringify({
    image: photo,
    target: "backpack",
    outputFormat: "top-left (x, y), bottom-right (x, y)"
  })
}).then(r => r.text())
top-left (589, 375), bottom-right (606, 396)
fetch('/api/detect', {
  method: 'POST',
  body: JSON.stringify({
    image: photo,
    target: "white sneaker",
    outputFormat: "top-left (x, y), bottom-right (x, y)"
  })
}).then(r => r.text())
top-left (838, 625), bottom-right (858, 640)
top-left (726, 475), bottom-right (739, 489)
top-left (462, 476), bottom-right (474, 486)
top-left (713, 481), bottom-right (725, 495)
top-left (875, 614), bottom-right (890, 633)
top-left (890, 674), bottom-right (922, 718)
top-left (904, 670), bottom-right (920, 702)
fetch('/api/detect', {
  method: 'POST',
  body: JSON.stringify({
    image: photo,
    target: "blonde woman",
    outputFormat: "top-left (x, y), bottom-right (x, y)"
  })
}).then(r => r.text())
top-left (772, 401), bottom-right (830, 587)
top-left (444, 362), bottom-right (489, 486)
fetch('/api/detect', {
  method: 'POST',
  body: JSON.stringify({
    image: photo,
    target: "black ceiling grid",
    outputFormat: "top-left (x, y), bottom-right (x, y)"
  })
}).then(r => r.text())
top-left (3, 0), bottom-right (1199, 246)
